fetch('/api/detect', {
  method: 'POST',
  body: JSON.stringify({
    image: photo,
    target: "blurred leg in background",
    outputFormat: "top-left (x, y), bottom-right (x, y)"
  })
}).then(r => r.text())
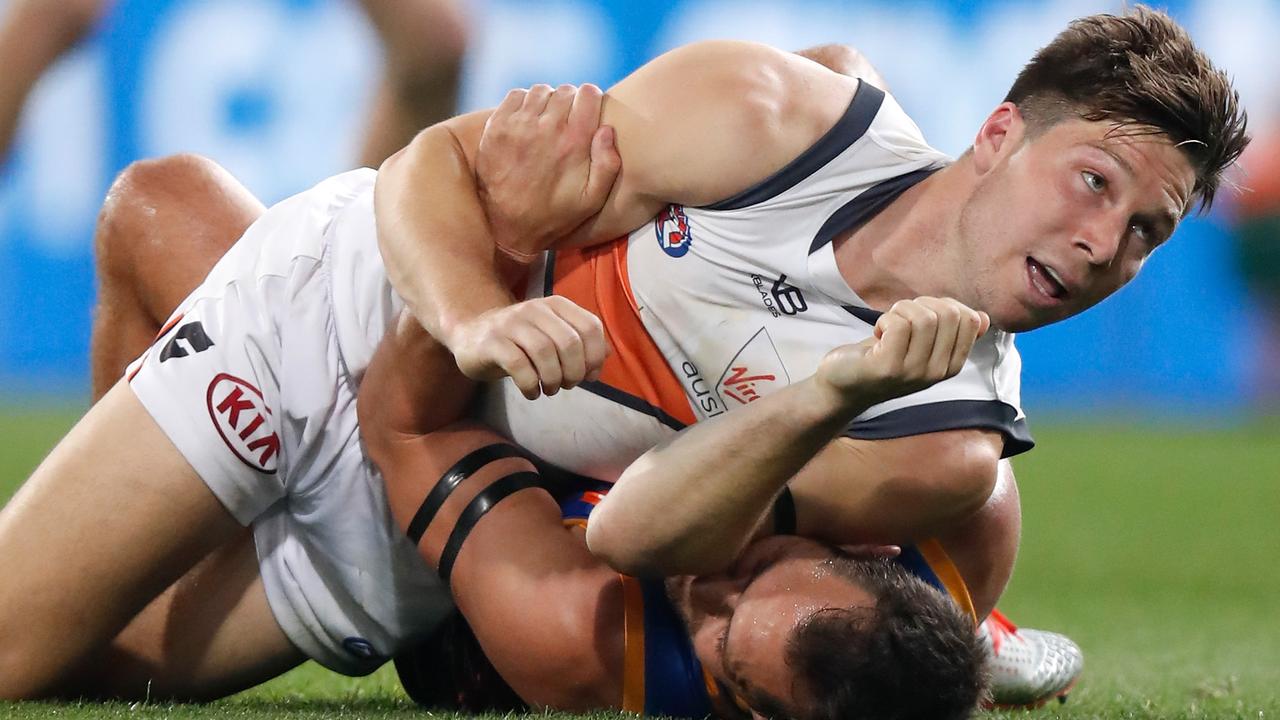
top-left (356, 0), bottom-right (470, 167)
top-left (0, 0), bottom-right (110, 161)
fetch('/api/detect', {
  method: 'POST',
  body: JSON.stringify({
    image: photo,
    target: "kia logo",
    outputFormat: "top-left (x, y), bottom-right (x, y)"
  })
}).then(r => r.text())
top-left (206, 373), bottom-right (280, 474)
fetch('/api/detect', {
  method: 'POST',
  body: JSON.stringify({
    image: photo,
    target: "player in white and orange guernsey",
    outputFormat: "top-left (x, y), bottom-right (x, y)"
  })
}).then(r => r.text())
top-left (373, 10), bottom-right (1244, 580)
top-left (0, 9), bottom-right (1245, 714)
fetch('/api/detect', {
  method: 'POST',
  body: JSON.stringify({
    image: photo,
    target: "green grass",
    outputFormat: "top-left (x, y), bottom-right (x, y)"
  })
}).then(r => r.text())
top-left (1, 405), bottom-right (1278, 719)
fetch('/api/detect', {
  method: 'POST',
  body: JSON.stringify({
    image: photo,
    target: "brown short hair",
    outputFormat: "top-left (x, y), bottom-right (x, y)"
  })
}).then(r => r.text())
top-left (1004, 5), bottom-right (1248, 212)
top-left (779, 557), bottom-right (986, 720)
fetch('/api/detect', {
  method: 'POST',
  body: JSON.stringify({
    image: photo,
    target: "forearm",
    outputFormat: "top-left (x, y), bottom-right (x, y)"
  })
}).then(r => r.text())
top-left (586, 376), bottom-right (871, 577)
top-left (374, 113), bottom-right (515, 342)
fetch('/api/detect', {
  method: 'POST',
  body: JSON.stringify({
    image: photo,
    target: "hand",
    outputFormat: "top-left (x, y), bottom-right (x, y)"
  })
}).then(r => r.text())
top-left (815, 297), bottom-right (990, 408)
top-left (476, 83), bottom-right (622, 261)
top-left (444, 295), bottom-right (610, 400)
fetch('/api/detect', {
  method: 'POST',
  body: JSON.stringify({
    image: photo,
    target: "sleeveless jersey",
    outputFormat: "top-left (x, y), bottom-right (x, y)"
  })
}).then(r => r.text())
top-left (474, 81), bottom-right (1032, 479)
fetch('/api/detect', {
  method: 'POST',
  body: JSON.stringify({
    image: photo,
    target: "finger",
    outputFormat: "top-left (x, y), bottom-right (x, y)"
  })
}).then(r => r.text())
top-left (948, 308), bottom-right (984, 376)
top-left (507, 323), bottom-right (564, 396)
top-left (567, 83), bottom-right (605, 142)
top-left (543, 84), bottom-right (577, 126)
top-left (872, 311), bottom-right (911, 368)
top-left (891, 300), bottom-right (939, 376)
top-left (493, 88), bottom-right (527, 120)
top-left (531, 303), bottom-right (588, 388)
top-left (520, 84), bottom-right (555, 117)
top-left (488, 339), bottom-right (541, 400)
top-left (918, 298), bottom-right (963, 379)
top-left (584, 126), bottom-right (621, 207)
top-left (977, 311), bottom-right (991, 337)
top-left (552, 297), bottom-right (609, 382)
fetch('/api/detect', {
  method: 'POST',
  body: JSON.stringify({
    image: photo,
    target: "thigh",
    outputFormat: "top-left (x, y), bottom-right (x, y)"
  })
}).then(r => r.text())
top-left (0, 382), bottom-right (243, 699)
top-left (61, 529), bottom-right (304, 701)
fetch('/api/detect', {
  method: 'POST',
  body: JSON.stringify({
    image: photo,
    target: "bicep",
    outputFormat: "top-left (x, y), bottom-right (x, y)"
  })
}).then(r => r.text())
top-left (446, 488), bottom-right (624, 710)
top-left (578, 40), bottom-right (860, 243)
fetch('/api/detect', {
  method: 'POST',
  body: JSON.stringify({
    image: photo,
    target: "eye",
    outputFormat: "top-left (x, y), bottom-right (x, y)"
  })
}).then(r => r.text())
top-left (1130, 221), bottom-right (1155, 245)
top-left (1082, 170), bottom-right (1106, 193)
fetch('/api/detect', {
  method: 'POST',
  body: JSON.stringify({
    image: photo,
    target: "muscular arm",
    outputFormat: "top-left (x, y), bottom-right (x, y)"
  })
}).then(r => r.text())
top-left (587, 380), bottom-right (1003, 577)
top-left (375, 40), bottom-right (857, 354)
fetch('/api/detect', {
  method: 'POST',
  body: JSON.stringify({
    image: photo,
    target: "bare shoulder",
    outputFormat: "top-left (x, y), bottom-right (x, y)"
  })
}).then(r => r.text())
top-left (603, 40), bottom-right (861, 208)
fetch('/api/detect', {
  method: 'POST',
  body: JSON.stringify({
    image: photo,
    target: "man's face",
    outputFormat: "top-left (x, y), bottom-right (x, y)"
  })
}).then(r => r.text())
top-left (954, 113), bottom-right (1196, 332)
top-left (665, 536), bottom-right (878, 715)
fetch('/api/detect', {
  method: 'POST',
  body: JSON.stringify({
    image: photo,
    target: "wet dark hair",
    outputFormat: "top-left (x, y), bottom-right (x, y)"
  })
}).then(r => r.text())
top-left (1004, 5), bottom-right (1248, 212)
top-left (779, 558), bottom-right (986, 720)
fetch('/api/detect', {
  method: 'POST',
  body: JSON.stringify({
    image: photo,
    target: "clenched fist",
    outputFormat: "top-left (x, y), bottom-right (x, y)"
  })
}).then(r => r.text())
top-left (444, 295), bottom-right (609, 400)
top-left (815, 297), bottom-right (990, 407)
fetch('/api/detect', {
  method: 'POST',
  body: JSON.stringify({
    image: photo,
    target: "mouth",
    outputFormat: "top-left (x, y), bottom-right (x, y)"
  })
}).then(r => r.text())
top-left (1026, 257), bottom-right (1070, 303)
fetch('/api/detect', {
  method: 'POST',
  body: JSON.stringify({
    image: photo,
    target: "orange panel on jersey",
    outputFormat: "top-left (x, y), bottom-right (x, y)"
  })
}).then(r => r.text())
top-left (550, 241), bottom-right (695, 427)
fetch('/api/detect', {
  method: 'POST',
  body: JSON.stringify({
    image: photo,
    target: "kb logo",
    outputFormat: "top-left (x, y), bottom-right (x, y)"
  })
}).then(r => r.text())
top-left (770, 275), bottom-right (807, 316)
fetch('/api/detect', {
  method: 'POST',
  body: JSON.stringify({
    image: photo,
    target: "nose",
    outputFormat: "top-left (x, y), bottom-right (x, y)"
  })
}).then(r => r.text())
top-left (1073, 211), bottom-right (1127, 267)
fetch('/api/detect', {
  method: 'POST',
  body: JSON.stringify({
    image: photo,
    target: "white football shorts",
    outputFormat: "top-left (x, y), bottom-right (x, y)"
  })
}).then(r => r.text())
top-left (125, 169), bottom-right (453, 676)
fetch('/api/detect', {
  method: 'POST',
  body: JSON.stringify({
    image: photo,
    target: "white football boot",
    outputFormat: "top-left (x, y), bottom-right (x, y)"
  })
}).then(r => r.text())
top-left (979, 609), bottom-right (1084, 709)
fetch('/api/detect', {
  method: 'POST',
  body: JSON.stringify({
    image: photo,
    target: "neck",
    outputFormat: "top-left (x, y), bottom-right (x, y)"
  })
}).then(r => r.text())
top-left (833, 160), bottom-right (971, 309)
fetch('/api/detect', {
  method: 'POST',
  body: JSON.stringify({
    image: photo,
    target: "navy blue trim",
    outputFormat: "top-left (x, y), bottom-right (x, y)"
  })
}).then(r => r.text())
top-left (543, 248), bottom-right (686, 433)
top-left (842, 305), bottom-right (882, 325)
top-left (639, 580), bottom-right (714, 718)
top-left (894, 545), bottom-right (944, 593)
top-left (843, 399), bottom-right (1035, 458)
top-left (772, 487), bottom-right (796, 535)
top-left (542, 250), bottom-right (557, 296)
top-left (578, 380), bottom-right (687, 431)
top-left (809, 167), bottom-right (940, 254)
top-left (701, 82), bottom-right (886, 212)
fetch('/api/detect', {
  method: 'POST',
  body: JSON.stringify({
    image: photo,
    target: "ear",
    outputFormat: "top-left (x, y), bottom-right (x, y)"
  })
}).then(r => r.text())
top-left (972, 102), bottom-right (1024, 174)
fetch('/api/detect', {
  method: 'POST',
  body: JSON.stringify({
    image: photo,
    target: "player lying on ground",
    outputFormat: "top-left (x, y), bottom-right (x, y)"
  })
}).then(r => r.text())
top-left (373, 421), bottom-right (1011, 718)
top-left (77, 144), bottom-right (1057, 719)
top-left (371, 7), bottom-right (1246, 583)
top-left (364, 7), bottom-right (1243, 708)
top-left (0, 8), bottom-right (1243, 706)
top-left (0, 147), bottom-right (986, 715)
top-left (0, 40), bottom-right (995, 706)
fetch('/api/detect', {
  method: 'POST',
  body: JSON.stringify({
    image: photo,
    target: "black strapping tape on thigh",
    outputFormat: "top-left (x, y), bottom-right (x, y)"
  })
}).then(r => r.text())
top-left (407, 443), bottom-right (526, 545)
top-left (437, 471), bottom-right (540, 584)
top-left (772, 486), bottom-right (797, 536)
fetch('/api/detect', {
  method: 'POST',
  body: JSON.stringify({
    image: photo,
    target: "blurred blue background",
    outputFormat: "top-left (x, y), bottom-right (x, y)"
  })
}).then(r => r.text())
top-left (0, 0), bottom-right (1275, 419)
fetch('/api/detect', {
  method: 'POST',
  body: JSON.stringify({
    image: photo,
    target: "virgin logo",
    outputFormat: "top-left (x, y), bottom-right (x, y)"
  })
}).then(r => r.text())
top-left (716, 328), bottom-right (791, 406)
top-left (206, 373), bottom-right (280, 474)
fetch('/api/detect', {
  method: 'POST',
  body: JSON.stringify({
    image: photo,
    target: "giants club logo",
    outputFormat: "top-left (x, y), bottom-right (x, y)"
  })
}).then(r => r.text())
top-left (717, 328), bottom-right (791, 406)
top-left (206, 373), bottom-right (280, 474)
top-left (160, 321), bottom-right (215, 362)
top-left (655, 204), bottom-right (693, 257)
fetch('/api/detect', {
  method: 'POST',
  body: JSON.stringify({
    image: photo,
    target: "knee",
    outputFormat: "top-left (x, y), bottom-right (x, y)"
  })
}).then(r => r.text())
top-left (95, 154), bottom-right (223, 281)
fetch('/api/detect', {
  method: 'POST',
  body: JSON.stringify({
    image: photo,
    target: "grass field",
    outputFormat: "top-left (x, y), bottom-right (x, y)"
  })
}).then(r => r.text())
top-left (0, 405), bottom-right (1277, 719)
